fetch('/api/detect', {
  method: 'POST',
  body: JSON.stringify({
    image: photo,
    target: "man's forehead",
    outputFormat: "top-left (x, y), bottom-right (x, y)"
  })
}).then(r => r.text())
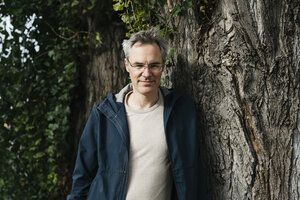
top-left (130, 42), bottom-right (161, 55)
top-left (132, 41), bottom-right (158, 48)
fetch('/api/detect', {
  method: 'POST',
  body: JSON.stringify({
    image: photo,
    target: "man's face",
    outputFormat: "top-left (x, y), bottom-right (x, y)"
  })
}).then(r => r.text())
top-left (125, 42), bottom-right (163, 96)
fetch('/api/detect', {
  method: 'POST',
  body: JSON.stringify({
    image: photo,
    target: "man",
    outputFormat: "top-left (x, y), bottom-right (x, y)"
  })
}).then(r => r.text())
top-left (67, 29), bottom-right (209, 200)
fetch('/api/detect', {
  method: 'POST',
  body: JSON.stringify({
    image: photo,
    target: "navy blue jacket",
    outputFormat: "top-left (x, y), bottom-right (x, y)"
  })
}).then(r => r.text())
top-left (67, 84), bottom-right (210, 200)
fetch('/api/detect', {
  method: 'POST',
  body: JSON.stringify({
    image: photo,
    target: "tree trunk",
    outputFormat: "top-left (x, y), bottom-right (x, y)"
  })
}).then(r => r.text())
top-left (165, 0), bottom-right (300, 199)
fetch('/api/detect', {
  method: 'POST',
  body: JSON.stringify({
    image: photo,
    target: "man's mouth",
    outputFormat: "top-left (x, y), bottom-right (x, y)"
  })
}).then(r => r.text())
top-left (139, 80), bottom-right (155, 83)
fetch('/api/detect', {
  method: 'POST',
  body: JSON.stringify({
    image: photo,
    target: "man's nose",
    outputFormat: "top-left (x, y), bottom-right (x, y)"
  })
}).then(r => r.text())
top-left (142, 67), bottom-right (152, 77)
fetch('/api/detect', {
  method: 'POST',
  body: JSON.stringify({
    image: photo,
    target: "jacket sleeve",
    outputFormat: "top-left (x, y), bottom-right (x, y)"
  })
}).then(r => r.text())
top-left (187, 96), bottom-right (211, 200)
top-left (67, 107), bottom-right (100, 200)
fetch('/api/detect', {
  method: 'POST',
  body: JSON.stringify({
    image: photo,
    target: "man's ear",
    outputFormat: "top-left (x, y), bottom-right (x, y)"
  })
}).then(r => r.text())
top-left (124, 58), bottom-right (130, 72)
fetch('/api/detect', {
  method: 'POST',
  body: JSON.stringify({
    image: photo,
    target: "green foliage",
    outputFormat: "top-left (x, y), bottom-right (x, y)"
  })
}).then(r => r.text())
top-left (0, 0), bottom-right (98, 199)
top-left (166, 49), bottom-right (175, 65)
top-left (112, 0), bottom-right (193, 37)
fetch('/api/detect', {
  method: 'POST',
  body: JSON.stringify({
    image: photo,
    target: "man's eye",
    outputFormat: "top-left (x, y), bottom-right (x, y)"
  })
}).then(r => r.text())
top-left (135, 65), bottom-right (144, 68)
top-left (149, 64), bottom-right (159, 68)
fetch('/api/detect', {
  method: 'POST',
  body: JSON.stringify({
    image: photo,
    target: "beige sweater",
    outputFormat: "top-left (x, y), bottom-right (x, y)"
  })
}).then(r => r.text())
top-left (125, 90), bottom-right (172, 200)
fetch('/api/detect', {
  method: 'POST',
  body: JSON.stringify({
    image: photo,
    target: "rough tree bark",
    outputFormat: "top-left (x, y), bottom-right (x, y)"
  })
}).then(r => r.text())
top-left (164, 0), bottom-right (300, 199)
top-left (68, 0), bottom-right (300, 199)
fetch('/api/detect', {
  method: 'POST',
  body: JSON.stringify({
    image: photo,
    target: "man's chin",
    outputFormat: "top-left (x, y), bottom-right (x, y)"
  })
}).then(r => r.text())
top-left (137, 85), bottom-right (158, 94)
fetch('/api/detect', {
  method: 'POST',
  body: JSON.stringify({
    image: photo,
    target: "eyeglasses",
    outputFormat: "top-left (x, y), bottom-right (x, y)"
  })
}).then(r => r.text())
top-left (126, 59), bottom-right (163, 73)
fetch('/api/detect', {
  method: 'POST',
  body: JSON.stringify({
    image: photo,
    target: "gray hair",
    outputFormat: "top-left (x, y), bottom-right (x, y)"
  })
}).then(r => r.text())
top-left (122, 28), bottom-right (168, 64)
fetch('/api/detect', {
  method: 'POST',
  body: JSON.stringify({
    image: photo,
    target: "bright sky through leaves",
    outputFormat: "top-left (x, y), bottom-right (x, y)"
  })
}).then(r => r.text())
top-left (0, 12), bottom-right (40, 62)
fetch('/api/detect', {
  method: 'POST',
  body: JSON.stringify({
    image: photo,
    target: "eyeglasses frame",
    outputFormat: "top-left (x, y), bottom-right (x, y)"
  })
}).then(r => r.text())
top-left (126, 58), bottom-right (164, 73)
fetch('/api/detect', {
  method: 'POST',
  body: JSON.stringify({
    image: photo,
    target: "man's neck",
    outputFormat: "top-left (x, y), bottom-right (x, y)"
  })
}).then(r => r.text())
top-left (127, 90), bottom-right (159, 110)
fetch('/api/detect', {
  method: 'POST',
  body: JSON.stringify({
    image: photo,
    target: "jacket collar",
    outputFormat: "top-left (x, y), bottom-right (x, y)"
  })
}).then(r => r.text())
top-left (114, 83), bottom-right (180, 103)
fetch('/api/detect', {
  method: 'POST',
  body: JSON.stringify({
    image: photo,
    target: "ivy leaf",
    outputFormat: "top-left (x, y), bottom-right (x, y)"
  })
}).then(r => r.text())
top-left (33, 152), bottom-right (45, 159)
top-left (113, 2), bottom-right (124, 11)
top-left (172, 5), bottom-right (182, 17)
top-left (183, 0), bottom-right (193, 10)
top-left (158, 0), bottom-right (166, 7)
top-left (16, 101), bottom-right (24, 108)
top-left (71, 0), bottom-right (79, 7)
top-left (166, 49), bottom-right (175, 65)
top-left (50, 86), bottom-right (59, 95)
top-left (64, 61), bottom-right (74, 70)
top-left (88, 0), bottom-right (97, 10)
top-left (95, 32), bottom-right (102, 48)
top-left (48, 50), bottom-right (55, 58)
